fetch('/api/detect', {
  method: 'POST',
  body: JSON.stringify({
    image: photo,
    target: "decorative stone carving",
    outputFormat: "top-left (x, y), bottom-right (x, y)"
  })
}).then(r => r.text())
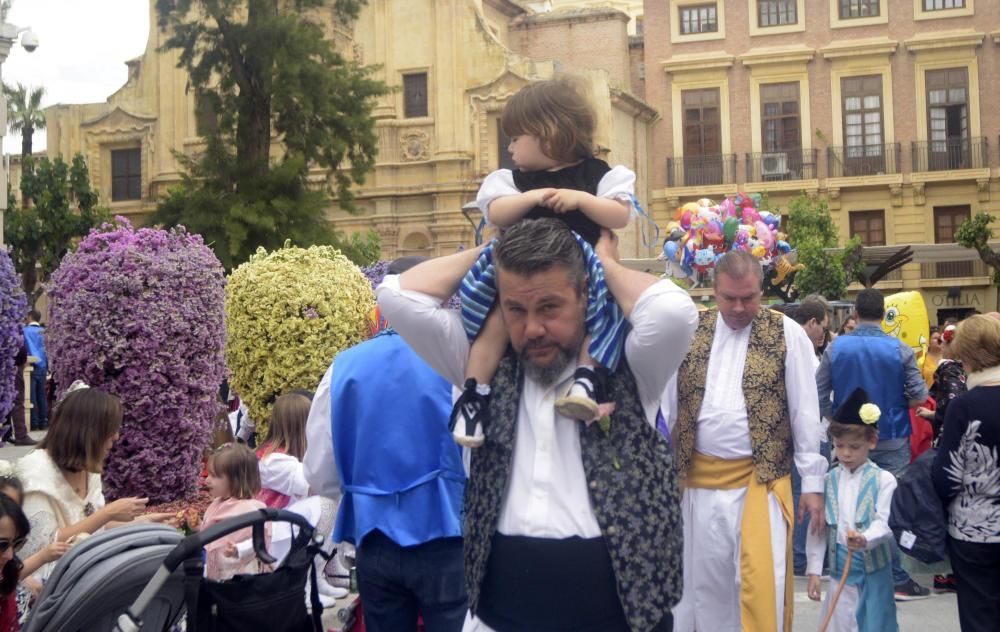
top-left (889, 184), bottom-right (903, 207)
top-left (978, 178), bottom-right (991, 203)
top-left (353, 42), bottom-right (364, 64)
top-left (399, 130), bottom-right (430, 162)
top-left (913, 182), bottom-right (926, 206)
top-left (827, 188), bottom-right (841, 210)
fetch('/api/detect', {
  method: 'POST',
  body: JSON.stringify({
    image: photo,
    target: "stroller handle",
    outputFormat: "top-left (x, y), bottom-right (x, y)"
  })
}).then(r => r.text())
top-left (161, 508), bottom-right (317, 571)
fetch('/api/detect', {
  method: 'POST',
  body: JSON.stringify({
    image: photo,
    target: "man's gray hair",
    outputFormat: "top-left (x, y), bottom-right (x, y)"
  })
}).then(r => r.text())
top-left (493, 218), bottom-right (587, 292)
top-left (715, 250), bottom-right (763, 283)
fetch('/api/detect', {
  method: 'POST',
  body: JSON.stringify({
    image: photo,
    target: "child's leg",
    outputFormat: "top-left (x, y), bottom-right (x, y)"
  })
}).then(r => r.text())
top-left (451, 308), bottom-right (508, 448)
top-left (554, 336), bottom-right (608, 421)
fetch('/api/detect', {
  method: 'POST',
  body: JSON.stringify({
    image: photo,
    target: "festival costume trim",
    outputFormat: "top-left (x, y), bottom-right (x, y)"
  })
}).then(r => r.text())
top-left (687, 452), bottom-right (794, 632)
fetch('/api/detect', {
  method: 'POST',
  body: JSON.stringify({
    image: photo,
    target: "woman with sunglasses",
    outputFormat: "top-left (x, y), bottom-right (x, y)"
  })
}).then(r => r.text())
top-left (17, 386), bottom-right (174, 582)
top-left (0, 494), bottom-right (30, 631)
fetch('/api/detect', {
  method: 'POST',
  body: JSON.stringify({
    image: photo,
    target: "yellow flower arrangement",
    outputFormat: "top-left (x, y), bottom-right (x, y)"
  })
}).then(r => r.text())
top-left (859, 403), bottom-right (881, 425)
top-left (226, 243), bottom-right (374, 436)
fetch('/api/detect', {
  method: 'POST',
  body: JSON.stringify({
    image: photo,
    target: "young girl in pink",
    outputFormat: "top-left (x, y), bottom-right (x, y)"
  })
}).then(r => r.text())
top-left (201, 443), bottom-right (268, 581)
top-left (255, 393), bottom-right (310, 509)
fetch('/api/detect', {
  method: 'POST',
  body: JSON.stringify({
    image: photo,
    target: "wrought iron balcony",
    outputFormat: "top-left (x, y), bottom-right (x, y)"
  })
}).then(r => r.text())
top-left (920, 259), bottom-right (989, 280)
top-left (745, 148), bottom-right (817, 183)
top-left (911, 137), bottom-right (988, 172)
top-left (827, 143), bottom-right (901, 178)
top-left (666, 154), bottom-right (738, 188)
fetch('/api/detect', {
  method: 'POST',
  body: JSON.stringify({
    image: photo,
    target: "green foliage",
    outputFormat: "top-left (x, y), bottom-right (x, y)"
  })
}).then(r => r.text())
top-left (785, 194), bottom-right (862, 301)
top-left (152, 0), bottom-right (387, 270)
top-left (4, 154), bottom-right (108, 308)
top-left (956, 212), bottom-right (1000, 287)
top-left (3, 82), bottom-right (46, 159)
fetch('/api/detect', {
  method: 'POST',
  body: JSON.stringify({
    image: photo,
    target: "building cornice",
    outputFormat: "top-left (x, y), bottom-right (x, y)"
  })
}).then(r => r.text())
top-left (904, 30), bottom-right (985, 53)
top-left (660, 52), bottom-right (734, 74)
top-left (820, 38), bottom-right (899, 60)
top-left (484, 0), bottom-right (525, 19)
top-left (610, 88), bottom-right (659, 123)
top-left (738, 45), bottom-right (815, 67)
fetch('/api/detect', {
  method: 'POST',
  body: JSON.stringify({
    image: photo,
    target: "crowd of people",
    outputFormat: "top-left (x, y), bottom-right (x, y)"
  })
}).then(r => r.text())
top-left (0, 76), bottom-right (993, 632)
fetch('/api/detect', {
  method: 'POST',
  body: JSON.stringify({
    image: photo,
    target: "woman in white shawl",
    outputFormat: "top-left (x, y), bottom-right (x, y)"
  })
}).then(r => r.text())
top-left (18, 385), bottom-right (173, 580)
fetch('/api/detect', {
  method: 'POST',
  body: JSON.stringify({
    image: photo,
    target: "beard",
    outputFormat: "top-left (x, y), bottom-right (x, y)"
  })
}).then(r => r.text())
top-left (518, 330), bottom-right (584, 387)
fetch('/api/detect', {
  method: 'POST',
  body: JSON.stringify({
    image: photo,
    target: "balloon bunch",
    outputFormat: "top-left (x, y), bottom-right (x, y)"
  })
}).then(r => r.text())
top-left (659, 193), bottom-right (792, 287)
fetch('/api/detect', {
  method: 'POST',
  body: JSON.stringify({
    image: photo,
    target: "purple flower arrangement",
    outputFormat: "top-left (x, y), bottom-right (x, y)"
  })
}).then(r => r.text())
top-left (0, 251), bottom-right (26, 421)
top-left (47, 218), bottom-right (226, 503)
top-left (361, 260), bottom-right (460, 309)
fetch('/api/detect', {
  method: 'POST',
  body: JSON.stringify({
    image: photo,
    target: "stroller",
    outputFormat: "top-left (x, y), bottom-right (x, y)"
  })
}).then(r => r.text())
top-left (25, 509), bottom-right (329, 631)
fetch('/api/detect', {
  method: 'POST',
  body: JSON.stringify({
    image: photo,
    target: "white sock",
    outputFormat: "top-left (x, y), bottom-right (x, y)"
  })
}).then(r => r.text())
top-left (475, 383), bottom-right (491, 396)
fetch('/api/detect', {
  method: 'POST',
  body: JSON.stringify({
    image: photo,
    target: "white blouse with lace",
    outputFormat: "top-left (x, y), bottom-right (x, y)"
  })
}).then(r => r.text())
top-left (18, 449), bottom-right (105, 580)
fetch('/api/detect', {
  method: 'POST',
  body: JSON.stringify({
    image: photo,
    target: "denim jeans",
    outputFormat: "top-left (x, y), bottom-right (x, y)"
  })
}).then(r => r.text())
top-left (29, 370), bottom-right (48, 429)
top-left (869, 438), bottom-right (912, 586)
top-left (357, 530), bottom-right (467, 632)
top-left (793, 441), bottom-right (831, 573)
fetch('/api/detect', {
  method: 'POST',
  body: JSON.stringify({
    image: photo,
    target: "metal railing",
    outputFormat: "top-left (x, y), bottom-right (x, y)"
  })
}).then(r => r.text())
top-left (745, 148), bottom-right (818, 183)
top-left (911, 137), bottom-right (988, 172)
top-left (827, 143), bottom-right (900, 178)
top-left (666, 154), bottom-right (738, 187)
top-left (920, 259), bottom-right (989, 280)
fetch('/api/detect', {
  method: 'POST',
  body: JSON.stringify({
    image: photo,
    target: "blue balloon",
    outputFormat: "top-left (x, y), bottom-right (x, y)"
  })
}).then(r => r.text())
top-left (664, 241), bottom-right (678, 260)
top-left (777, 240), bottom-right (792, 253)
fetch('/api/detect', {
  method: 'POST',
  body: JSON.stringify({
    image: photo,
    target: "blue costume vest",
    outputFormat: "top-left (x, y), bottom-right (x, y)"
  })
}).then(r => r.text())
top-left (23, 325), bottom-right (46, 372)
top-left (830, 328), bottom-right (910, 440)
top-left (330, 330), bottom-right (465, 547)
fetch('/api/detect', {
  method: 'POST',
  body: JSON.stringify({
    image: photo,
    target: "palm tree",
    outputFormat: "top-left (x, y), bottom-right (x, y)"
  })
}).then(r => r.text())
top-left (4, 82), bottom-right (46, 160)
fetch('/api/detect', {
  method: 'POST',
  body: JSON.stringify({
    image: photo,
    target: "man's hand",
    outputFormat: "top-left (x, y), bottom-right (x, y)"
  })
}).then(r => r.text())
top-left (799, 492), bottom-right (825, 536)
top-left (594, 228), bottom-right (620, 264)
top-left (541, 188), bottom-right (586, 213)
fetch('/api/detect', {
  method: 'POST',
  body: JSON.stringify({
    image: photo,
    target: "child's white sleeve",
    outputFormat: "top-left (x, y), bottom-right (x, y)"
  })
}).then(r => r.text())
top-left (475, 169), bottom-right (519, 223)
top-left (596, 166), bottom-right (637, 215)
top-left (805, 505), bottom-right (827, 576)
top-left (259, 453), bottom-right (310, 498)
top-left (862, 470), bottom-right (898, 550)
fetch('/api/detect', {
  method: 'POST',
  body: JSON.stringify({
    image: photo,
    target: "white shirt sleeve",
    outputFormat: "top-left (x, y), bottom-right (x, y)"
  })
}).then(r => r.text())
top-left (805, 477), bottom-right (828, 576)
top-left (624, 280), bottom-right (699, 413)
top-left (783, 316), bottom-right (827, 493)
top-left (475, 169), bottom-right (519, 223)
top-left (375, 274), bottom-right (470, 388)
top-left (303, 364), bottom-right (339, 500)
top-left (862, 470), bottom-right (898, 550)
top-left (260, 453), bottom-right (310, 499)
top-left (596, 165), bottom-right (637, 215)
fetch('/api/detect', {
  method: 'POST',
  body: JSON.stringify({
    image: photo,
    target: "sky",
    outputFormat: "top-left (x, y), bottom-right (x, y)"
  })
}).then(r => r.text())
top-left (2, 0), bottom-right (150, 154)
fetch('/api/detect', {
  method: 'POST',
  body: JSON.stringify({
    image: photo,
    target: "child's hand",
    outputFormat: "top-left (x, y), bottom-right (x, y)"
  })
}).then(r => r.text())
top-left (807, 575), bottom-right (822, 601)
top-left (846, 529), bottom-right (867, 550)
top-left (223, 541), bottom-right (238, 558)
top-left (916, 406), bottom-right (934, 420)
top-left (533, 187), bottom-right (557, 206)
top-left (541, 188), bottom-right (585, 213)
top-left (43, 541), bottom-right (72, 563)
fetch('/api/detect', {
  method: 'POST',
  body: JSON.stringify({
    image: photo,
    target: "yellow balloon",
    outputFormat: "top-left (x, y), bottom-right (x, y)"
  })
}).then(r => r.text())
top-left (882, 291), bottom-right (930, 369)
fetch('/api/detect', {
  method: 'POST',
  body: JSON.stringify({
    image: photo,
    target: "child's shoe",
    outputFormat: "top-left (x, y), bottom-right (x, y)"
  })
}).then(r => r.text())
top-left (450, 379), bottom-right (488, 448)
top-left (555, 366), bottom-right (605, 421)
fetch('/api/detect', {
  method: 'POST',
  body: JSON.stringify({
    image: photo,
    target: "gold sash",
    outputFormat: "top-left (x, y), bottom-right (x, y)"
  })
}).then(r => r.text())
top-left (687, 452), bottom-right (794, 632)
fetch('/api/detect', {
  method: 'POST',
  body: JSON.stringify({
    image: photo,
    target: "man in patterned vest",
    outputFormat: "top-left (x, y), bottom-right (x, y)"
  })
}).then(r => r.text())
top-left (378, 218), bottom-right (698, 632)
top-left (666, 250), bottom-right (827, 632)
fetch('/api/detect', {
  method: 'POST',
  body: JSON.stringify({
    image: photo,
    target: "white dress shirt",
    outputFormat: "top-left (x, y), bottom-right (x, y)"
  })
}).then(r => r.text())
top-left (664, 312), bottom-right (828, 493)
top-left (805, 464), bottom-right (897, 576)
top-left (304, 364), bottom-right (339, 501)
top-left (377, 274), bottom-right (698, 539)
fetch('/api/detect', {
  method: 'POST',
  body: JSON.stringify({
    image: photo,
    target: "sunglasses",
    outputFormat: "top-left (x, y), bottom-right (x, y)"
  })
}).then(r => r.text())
top-left (0, 537), bottom-right (27, 555)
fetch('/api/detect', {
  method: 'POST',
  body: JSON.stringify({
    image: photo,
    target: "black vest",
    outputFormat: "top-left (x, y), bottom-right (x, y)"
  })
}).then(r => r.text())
top-left (463, 353), bottom-right (683, 631)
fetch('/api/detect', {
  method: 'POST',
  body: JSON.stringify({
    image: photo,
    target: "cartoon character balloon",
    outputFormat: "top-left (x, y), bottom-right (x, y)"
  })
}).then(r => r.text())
top-left (882, 291), bottom-right (930, 369)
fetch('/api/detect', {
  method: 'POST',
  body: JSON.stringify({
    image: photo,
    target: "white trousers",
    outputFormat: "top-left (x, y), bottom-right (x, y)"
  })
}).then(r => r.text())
top-left (672, 486), bottom-right (789, 632)
top-left (818, 583), bottom-right (860, 632)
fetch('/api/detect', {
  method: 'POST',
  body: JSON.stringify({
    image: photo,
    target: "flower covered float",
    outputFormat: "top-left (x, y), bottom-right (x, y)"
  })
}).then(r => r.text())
top-left (225, 243), bottom-right (374, 438)
top-left (46, 218), bottom-right (227, 503)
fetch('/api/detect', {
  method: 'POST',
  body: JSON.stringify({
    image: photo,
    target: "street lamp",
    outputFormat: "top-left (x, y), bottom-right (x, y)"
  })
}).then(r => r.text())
top-left (0, 0), bottom-right (39, 247)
